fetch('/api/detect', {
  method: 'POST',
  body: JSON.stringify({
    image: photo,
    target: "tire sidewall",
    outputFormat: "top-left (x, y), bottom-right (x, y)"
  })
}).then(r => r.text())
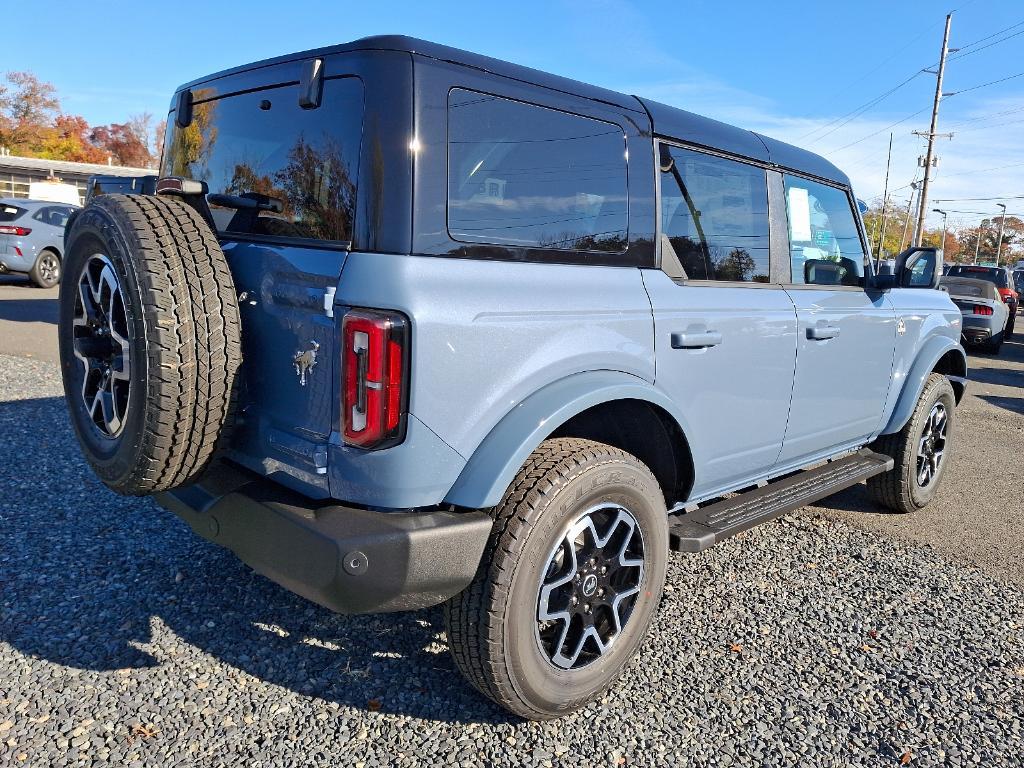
top-left (906, 377), bottom-right (956, 508)
top-left (501, 458), bottom-right (668, 716)
top-left (58, 202), bottom-right (150, 487)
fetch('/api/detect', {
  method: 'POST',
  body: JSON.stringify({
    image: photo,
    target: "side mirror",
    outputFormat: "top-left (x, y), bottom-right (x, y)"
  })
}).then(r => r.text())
top-left (894, 246), bottom-right (942, 289)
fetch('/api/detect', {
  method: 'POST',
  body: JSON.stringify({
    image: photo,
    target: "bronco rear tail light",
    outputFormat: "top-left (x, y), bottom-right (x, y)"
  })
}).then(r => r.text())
top-left (973, 305), bottom-right (994, 316)
top-left (342, 308), bottom-right (409, 449)
top-left (0, 225), bottom-right (31, 236)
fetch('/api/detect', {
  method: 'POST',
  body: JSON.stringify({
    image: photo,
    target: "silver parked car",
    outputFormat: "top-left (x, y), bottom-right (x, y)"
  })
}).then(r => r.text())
top-left (0, 198), bottom-right (79, 288)
top-left (941, 275), bottom-right (1009, 353)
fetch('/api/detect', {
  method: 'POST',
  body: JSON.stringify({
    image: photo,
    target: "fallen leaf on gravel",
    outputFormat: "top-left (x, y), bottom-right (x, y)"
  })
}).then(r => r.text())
top-left (367, 699), bottom-right (382, 712)
top-left (860, 644), bottom-right (874, 653)
top-left (0, 722), bottom-right (11, 734)
top-left (900, 751), bottom-right (912, 765)
top-left (16, 754), bottom-right (26, 762)
top-left (868, 630), bottom-right (879, 639)
top-left (805, 563), bottom-right (818, 569)
top-left (729, 643), bottom-right (743, 653)
top-left (129, 723), bottom-right (159, 741)
top-left (196, 681), bottom-right (209, 690)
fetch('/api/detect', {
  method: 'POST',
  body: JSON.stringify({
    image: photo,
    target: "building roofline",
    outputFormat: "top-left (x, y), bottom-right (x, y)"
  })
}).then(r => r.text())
top-left (0, 154), bottom-right (155, 176)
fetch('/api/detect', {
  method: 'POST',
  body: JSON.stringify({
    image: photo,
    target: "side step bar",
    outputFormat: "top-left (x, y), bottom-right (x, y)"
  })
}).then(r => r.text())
top-left (669, 449), bottom-right (894, 553)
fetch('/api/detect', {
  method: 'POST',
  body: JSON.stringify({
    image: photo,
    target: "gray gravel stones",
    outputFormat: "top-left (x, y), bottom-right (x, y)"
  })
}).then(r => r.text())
top-left (1, 353), bottom-right (1022, 767)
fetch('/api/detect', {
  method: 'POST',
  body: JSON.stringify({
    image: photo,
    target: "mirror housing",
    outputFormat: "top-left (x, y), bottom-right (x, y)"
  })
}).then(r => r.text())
top-left (894, 246), bottom-right (942, 289)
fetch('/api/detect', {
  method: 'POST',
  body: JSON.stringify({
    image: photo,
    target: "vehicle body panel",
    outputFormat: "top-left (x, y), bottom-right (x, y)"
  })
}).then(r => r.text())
top-left (641, 271), bottom-right (798, 497)
top-left (776, 287), bottom-right (896, 465)
top-left (878, 288), bottom-right (965, 434)
top-left (332, 250), bottom-right (656, 507)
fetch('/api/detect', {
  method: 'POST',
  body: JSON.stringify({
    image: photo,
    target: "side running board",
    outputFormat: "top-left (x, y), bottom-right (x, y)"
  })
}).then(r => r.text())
top-left (669, 449), bottom-right (894, 553)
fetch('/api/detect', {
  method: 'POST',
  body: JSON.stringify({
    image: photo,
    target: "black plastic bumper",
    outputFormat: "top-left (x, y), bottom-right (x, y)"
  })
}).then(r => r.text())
top-left (155, 465), bottom-right (492, 614)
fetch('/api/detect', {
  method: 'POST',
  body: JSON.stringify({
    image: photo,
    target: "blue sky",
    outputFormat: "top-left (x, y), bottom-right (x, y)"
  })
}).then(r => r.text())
top-left (5, 0), bottom-right (1023, 230)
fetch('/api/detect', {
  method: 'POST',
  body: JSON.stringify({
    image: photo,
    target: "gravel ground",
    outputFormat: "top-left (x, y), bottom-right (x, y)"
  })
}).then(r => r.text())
top-left (2, 353), bottom-right (1023, 767)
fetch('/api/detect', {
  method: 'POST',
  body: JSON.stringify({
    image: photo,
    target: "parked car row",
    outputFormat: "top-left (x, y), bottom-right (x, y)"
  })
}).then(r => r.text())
top-left (0, 198), bottom-right (79, 288)
top-left (940, 276), bottom-right (1011, 353)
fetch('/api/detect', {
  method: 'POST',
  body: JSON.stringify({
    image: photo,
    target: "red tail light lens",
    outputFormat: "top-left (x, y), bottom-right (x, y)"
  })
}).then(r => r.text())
top-left (342, 308), bottom-right (409, 449)
top-left (973, 305), bottom-right (993, 316)
top-left (0, 225), bottom-right (31, 236)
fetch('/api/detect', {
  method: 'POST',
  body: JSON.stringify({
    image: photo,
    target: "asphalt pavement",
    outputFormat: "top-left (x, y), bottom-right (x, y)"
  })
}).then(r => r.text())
top-left (0, 283), bottom-right (1022, 766)
top-left (0, 274), bottom-right (59, 363)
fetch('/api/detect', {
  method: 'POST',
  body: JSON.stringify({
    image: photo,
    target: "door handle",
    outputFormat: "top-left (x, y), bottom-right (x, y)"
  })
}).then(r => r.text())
top-left (807, 324), bottom-right (841, 340)
top-left (671, 330), bottom-right (723, 349)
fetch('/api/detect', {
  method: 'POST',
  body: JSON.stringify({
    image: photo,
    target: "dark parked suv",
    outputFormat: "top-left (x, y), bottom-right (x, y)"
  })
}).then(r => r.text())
top-left (59, 36), bottom-right (966, 719)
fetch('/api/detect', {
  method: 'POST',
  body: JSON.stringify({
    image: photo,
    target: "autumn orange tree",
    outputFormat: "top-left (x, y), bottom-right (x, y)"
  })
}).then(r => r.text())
top-left (0, 70), bottom-right (163, 167)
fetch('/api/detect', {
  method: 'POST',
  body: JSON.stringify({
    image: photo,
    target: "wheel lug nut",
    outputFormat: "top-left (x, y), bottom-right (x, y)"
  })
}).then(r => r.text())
top-left (584, 604), bottom-right (591, 614)
top-left (571, 595), bottom-right (579, 606)
top-left (599, 566), bottom-right (607, 575)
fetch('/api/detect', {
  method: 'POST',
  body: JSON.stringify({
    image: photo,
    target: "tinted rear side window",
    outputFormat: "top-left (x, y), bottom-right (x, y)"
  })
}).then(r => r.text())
top-left (659, 146), bottom-right (770, 282)
top-left (162, 77), bottom-right (364, 243)
top-left (0, 204), bottom-right (26, 223)
top-left (447, 89), bottom-right (628, 253)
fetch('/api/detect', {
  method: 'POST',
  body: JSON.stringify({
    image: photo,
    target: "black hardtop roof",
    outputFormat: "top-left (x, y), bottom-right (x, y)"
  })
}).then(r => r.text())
top-left (176, 34), bottom-right (849, 186)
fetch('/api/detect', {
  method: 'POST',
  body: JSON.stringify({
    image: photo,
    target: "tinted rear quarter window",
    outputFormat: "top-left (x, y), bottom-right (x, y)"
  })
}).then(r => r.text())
top-left (447, 89), bottom-right (628, 253)
top-left (162, 77), bottom-right (364, 243)
top-left (0, 204), bottom-right (26, 223)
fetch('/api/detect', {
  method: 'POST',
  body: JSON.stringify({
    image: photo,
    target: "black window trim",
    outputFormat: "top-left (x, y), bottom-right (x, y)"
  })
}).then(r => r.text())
top-left (444, 85), bottom-right (632, 260)
top-left (653, 137), bottom-right (780, 288)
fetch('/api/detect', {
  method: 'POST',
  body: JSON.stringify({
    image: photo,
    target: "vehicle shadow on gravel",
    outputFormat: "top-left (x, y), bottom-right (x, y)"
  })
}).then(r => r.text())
top-left (0, 396), bottom-right (514, 726)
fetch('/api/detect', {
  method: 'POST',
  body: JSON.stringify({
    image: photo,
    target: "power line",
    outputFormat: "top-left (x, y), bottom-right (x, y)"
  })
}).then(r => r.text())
top-left (948, 70), bottom-right (1024, 96)
top-left (938, 160), bottom-right (1024, 178)
top-left (934, 194), bottom-right (1024, 201)
top-left (801, 71), bottom-right (925, 144)
top-left (949, 18), bottom-right (1024, 57)
top-left (824, 106), bottom-right (930, 155)
top-left (948, 27), bottom-right (1024, 62)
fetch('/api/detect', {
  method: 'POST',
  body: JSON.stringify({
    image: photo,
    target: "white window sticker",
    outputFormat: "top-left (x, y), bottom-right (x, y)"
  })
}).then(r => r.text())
top-left (787, 186), bottom-right (812, 242)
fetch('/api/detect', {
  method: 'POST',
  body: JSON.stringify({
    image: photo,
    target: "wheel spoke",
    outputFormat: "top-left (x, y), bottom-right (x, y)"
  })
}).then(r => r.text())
top-left (73, 254), bottom-right (130, 438)
top-left (535, 503), bottom-right (646, 671)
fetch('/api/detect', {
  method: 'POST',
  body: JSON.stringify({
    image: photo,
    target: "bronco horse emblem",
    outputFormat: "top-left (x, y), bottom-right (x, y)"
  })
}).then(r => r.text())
top-left (293, 341), bottom-right (320, 386)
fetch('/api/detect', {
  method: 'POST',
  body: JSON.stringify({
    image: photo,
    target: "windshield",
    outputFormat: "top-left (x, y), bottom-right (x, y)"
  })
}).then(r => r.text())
top-left (161, 77), bottom-right (364, 244)
top-left (946, 265), bottom-right (1008, 288)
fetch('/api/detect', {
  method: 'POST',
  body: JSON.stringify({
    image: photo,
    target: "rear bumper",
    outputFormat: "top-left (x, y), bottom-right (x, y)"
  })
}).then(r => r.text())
top-left (156, 464), bottom-right (492, 614)
top-left (961, 320), bottom-right (996, 345)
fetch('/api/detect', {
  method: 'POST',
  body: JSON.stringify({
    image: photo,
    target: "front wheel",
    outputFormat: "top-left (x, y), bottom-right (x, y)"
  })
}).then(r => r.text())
top-left (444, 438), bottom-right (668, 720)
top-left (867, 373), bottom-right (956, 513)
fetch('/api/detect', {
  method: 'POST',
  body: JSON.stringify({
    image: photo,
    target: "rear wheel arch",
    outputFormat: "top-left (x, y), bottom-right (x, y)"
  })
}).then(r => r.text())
top-left (442, 371), bottom-right (696, 510)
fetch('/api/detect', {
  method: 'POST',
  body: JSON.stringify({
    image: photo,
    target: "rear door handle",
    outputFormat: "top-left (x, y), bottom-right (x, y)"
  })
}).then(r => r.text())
top-left (807, 324), bottom-right (841, 340)
top-left (671, 330), bottom-right (723, 349)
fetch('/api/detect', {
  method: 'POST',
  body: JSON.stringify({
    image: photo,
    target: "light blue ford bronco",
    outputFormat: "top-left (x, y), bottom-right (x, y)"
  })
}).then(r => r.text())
top-left (58, 36), bottom-right (967, 719)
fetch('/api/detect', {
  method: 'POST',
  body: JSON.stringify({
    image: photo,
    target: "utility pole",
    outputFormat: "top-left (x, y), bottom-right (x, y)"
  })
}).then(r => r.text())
top-left (994, 202), bottom-right (1007, 265)
top-left (876, 133), bottom-right (893, 269)
top-left (974, 219), bottom-right (985, 264)
top-left (914, 13), bottom-right (953, 246)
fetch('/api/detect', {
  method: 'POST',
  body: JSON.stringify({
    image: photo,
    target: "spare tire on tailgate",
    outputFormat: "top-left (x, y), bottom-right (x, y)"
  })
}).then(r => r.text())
top-left (58, 194), bottom-right (242, 495)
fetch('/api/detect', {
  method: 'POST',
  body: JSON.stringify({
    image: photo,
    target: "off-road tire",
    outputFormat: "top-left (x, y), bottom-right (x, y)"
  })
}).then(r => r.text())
top-left (443, 438), bottom-right (668, 720)
top-left (58, 194), bottom-right (242, 495)
top-left (29, 249), bottom-right (61, 288)
top-left (867, 373), bottom-right (955, 514)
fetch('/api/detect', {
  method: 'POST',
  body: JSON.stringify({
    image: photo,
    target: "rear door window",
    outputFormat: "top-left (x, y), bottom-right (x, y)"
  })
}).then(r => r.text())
top-left (446, 89), bottom-right (628, 253)
top-left (162, 77), bottom-right (364, 244)
top-left (659, 145), bottom-right (770, 282)
top-left (783, 176), bottom-right (866, 286)
top-left (32, 206), bottom-right (75, 227)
